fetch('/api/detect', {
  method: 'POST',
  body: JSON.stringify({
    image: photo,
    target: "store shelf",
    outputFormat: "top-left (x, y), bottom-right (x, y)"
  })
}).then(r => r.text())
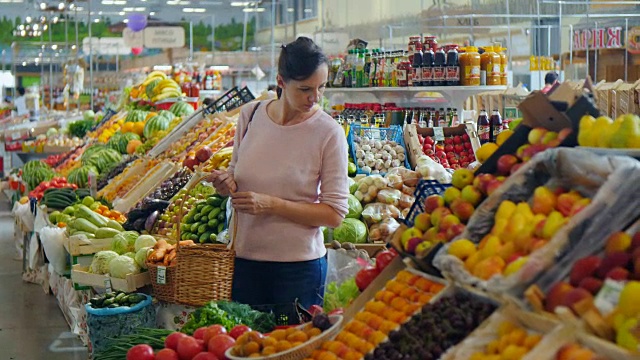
top-left (324, 85), bottom-right (506, 93)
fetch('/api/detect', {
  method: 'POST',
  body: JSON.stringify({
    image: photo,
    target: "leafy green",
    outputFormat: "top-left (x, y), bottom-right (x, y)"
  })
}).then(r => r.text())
top-left (323, 279), bottom-right (360, 313)
top-left (68, 119), bottom-right (95, 138)
top-left (333, 218), bottom-right (368, 244)
top-left (181, 301), bottom-right (276, 335)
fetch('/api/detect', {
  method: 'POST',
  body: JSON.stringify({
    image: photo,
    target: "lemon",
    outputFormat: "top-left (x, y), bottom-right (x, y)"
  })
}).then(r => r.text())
top-left (448, 239), bottom-right (477, 260)
top-left (496, 129), bottom-right (513, 146)
top-left (476, 142), bottom-right (499, 163)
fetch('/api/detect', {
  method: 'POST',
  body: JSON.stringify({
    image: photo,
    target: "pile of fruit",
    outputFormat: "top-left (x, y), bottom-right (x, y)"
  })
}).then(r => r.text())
top-left (352, 136), bottom-right (408, 175)
top-left (354, 249), bottom-right (398, 291)
top-left (98, 159), bottom-right (160, 202)
top-left (554, 342), bottom-right (602, 360)
top-left (61, 200), bottom-right (126, 238)
top-left (131, 71), bottom-right (185, 103)
top-left (88, 291), bottom-right (147, 309)
top-left (398, 168), bottom-right (492, 258)
top-left (96, 156), bottom-right (139, 190)
top-left (29, 177), bottom-right (78, 201)
top-left (578, 114), bottom-right (640, 149)
top-left (420, 133), bottom-right (475, 170)
top-left (467, 320), bottom-right (543, 359)
top-left (231, 314), bottom-right (336, 358)
top-left (200, 147), bottom-right (234, 172)
top-left (152, 182), bottom-right (211, 237)
top-left (22, 160), bottom-right (57, 191)
top-left (158, 116), bottom-right (225, 160)
top-left (180, 123), bottom-right (236, 168)
top-left (179, 193), bottom-right (229, 244)
top-left (447, 186), bottom-right (590, 281)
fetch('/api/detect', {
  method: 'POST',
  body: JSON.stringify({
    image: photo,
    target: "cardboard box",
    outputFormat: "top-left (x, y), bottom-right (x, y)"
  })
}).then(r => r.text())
top-left (615, 81), bottom-right (640, 117)
top-left (594, 80), bottom-right (624, 117)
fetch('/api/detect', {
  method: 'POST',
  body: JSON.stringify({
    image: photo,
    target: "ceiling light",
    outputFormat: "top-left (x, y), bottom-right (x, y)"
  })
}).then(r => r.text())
top-left (304, 8), bottom-right (311, 13)
top-left (26, 16), bottom-right (32, 23)
top-left (287, 8), bottom-right (293, 12)
top-left (18, 25), bottom-right (24, 30)
top-left (94, 19), bottom-right (100, 22)
top-left (58, 2), bottom-right (64, 10)
top-left (134, 7), bottom-right (146, 11)
top-left (118, 11), bottom-right (125, 15)
top-left (230, 1), bottom-right (250, 6)
top-left (76, 6), bottom-right (83, 11)
top-left (22, 62), bottom-right (26, 66)
top-left (20, 30), bottom-right (25, 36)
top-left (114, 0), bottom-right (126, 4)
top-left (71, 45), bottom-right (76, 49)
top-left (183, 7), bottom-right (206, 12)
top-left (43, 24), bottom-right (48, 30)
top-left (149, 11), bottom-right (155, 15)
top-left (123, 19), bottom-right (129, 23)
top-left (98, 11), bottom-right (103, 15)
top-left (102, 0), bottom-right (114, 4)
top-left (33, 24), bottom-right (38, 30)
top-left (53, 16), bottom-right (59, 23)
top-left (39, 2), bottom-right (45, 9)
top-left (51, 44), bottom-right (57, 50)
top-left (243, 7), bottom-right (265, 12)
top-left (69, 3), bottom-right (75, 10)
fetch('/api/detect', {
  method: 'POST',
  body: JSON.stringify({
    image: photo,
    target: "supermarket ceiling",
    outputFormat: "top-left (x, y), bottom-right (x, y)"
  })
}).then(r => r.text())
top-left (0, 0), bottom-right (250, 25)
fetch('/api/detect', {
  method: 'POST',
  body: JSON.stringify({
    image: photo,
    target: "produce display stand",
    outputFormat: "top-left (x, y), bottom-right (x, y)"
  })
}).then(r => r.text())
top-left (64, 235), bottom-right (113, 256)
top-left (71, 264), bottom-right (151, 293)
top-left (112, 161), bottom-right (179, 213)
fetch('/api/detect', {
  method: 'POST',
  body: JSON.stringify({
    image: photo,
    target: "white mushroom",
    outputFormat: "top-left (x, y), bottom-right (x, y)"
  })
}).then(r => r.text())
top-left (383, 144), bottom-right (393, 152)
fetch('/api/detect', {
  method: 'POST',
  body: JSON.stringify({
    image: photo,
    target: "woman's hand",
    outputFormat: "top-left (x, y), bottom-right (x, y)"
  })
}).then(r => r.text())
top-left (206, 170), bottom-right (237, 197)
top-left (231, 192), bottom-right (276, 215)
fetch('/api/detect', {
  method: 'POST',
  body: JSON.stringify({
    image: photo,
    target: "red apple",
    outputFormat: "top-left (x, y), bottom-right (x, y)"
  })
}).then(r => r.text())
top-left (496, 154), bottom-right (520, 176)
top-left (183, 156), bottom-right (199, 170)
top-left (196, 146), bottom-right (213, 162)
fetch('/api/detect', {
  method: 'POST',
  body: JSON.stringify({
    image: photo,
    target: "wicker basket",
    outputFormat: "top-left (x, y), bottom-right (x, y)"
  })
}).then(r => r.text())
top-left (172, 171), bottom-right (236, 307)
top-left (146, 261), bottom-right (178, 303)
top-left (226, 315), bottom-right (344, 360)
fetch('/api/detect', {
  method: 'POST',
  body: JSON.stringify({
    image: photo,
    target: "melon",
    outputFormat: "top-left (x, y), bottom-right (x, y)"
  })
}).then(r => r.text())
top-left (143, 115), bottom-right (170, 139)
top-left (127, 139), bottom-right (143, 155)
top-left (169, 101), bottom-right (195, 117)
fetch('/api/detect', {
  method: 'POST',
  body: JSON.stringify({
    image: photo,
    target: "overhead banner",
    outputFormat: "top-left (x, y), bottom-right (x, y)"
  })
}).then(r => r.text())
top-left (572, 27), bottom-right (624, 50)
top-left (123, 26), bottom-right (185, 49)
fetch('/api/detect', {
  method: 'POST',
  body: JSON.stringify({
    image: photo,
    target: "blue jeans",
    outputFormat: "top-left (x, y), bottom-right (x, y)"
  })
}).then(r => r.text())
top-left (232, 256), bottom-right (327, 311)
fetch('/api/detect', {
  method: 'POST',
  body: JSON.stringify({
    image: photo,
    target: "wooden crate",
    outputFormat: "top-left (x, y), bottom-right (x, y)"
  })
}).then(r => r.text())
top-left (64, 235), bottom-right (113, 256)
top-left (71, 264), bottom-right (150, 292)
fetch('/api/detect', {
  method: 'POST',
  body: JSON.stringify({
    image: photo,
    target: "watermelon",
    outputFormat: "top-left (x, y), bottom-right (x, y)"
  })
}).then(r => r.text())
top-left (143, 115), bottom-right (170, 139)
top-left (67, 165), bottom-right (98, 188)
top-left (146, 79), bottom-right (161, 99)
top-left (23, 165), bottom-right (56, 191)
top-left (117, 133), bottom-right (140, 154)
top-left (108, 132), bottom-right (123, 150)
top-left (23, 160), bottom-right (49, 174)
top-left (158, 110), bottom-right (175, 121)
top-left (125, 110), bottom-right (148, 123)
top-left (169, 101), bottom-right (195, 117)
top-left (83, 148), bottom-right (122, 173)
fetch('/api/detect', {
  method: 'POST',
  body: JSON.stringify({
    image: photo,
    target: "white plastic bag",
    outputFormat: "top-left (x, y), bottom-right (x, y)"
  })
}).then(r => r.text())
top-left (13, 202), bottom-right (34, 232)
top-left (415, 155), bottom-right (452, 184)
top-left (40, 226), bottom-right (68, 275)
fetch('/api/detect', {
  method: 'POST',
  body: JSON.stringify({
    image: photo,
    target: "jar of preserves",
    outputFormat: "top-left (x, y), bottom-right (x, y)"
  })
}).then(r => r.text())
top-left (396, 52), bottom-right (411, 87)
top-left (460, 46), bottom-right (480, 86)
top-left (408, 36), bottom-right (422, 63)
top-left (424, 36), bottom-right (437, 52)
top-left (481, 46), bottom-right (501, 85)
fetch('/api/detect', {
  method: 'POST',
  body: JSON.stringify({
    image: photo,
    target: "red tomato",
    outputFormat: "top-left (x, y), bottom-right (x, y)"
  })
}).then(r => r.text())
top-left (177, 336), bottom-right (202, 360)
top-left (229, 325), bottom-right (251, 340)
top-left (375, 251), bottom-right (397, 272)
top-left (126, 344), bottom-right (155, 360)
top-left (207, 335), bottom-right (235, 360)
top-left (355, 266), bottom-right (380, 291)
top-left (165, 332), bottom-right (188, 351)
top-left (202, 325), bottom-right (227, 345)
top-left (155, 349), bottom-right (179, 360)
top-left (193, 327), bottom-right (207, 340)
top-left (196, 339), bottom-right (205, 350)
top-left (192, 353), bottom-right (218, 360)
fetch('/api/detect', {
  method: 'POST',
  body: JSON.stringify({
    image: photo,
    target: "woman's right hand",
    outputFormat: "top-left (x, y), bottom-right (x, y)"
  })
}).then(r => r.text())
top-left (206, 170), bottom-right (237, 197)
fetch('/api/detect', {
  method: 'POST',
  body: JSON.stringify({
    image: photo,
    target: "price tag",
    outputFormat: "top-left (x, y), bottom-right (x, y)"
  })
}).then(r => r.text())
top-left (157, 266), bottom-right (167, 285)
top-left (594, 278), bottom-right (626, 316)
top-left (88, 171), bottom-right (98, 198)
top-left (433, 127), bottom-right (445, 142)
top-left (103, 278), bottom-right (113, 294)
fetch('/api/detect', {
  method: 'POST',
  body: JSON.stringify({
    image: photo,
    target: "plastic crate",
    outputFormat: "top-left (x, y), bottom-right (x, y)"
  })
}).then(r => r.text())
top-left (347, 124), bottom-right (411, 175)
top-left (403, 179), bottom-right (452, 227)
top-left (203, 86), bottom-right (255, 114)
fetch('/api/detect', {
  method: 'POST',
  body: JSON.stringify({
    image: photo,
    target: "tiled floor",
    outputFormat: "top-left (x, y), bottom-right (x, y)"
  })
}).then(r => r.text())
top-left (0, 199), bottom-right (88, 359)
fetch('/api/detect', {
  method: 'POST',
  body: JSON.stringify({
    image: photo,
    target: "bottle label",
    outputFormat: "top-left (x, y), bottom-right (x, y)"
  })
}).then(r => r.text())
top-left (445, 66), bottom-right (460, 81)
top-left (422, 67), bottom-right (433, 82)
top-left (493, 126), bottom-right (502, 138)
top-left (412, 68), bottom-right (422, 83)
top-left (465, 66), bottom-right (481, 80)
top-left (397, 69), bottom-right (407, 81)
top-left (492, 64), bottom-right (501, 77)
top-left (478, 125), bottom-right (490, 141)
top-left (433, 66), bottom-right (445, 81)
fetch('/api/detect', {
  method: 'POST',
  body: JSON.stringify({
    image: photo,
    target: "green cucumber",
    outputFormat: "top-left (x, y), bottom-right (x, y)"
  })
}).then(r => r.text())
top-left (217, 222), bottom-right (224, 234)
top-left (217, 211), bottom-right (226, 222)
top-left (199, 232), bottom-right (212, 243)
top-left (200, 205), bottom-right (214, 216)
top-left (190, 222), bottom-right (200, 232)
top-left (209, 208), bottom-right (222, 219)
top-left (206, 196), bottom-right (222, 207)
top-left (207, 219), bottom-right (219, 229)
top-left (209, 233), bottom-right (218, 242)
top-left (197, 224), bottom-right (208, 235)
top-left (194, 213), bottom-right (203, 222)
top-left (95, 227), bottom-right (121, 239)
top-left (189, 233), bottom-right (199, 241)
top-left (220, 198), bottom-right (228, 210)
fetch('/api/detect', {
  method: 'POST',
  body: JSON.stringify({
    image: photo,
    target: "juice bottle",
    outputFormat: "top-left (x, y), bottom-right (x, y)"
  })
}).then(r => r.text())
top-left (412, 44), bottom-right (423, 86)
top-left (445, 45), bottom-right (460, 86)
top-left (432, 47), bottom-right (446, 86)
top-left (477, 109), bottom-right (490, 144)
top-left (490, 109), bottom-right (503, 143)
top-left (480, 46), bottom-right (500, 86)
top-left (369, 50), bottom-right (378, 87)
top-left (363, 50), bottom-right (371, 87)
top-left (408, 36), bottom-right (422, 64)
top-left (529, 55), bottom-right (538, 71)
top-left (396, 52), bottom-right (411, 87)
top-left (437, 108), bottom-right (447, 127)
top-left (344, 50), bottom-right (353, 88)
top-left (460, 46), bottom-right (481, 86)
top-left (376, 50), bottom-right (386, 87)
top-left (422, 46), bottom-right (434, 86)
top-left (496, 46), bottom-right (508, 86)
top-left (355, 50), bottom-right (365, 88)
top-left (488, 46), bottom-right (501, 85)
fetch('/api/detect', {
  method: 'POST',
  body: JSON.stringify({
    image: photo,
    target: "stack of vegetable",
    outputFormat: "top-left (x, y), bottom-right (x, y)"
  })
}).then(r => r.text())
top-left (145, 238), bottom-right (195, 267)
top-left (88, 291), bottom-right (147, 309)
top-left (28, 177), bottom-right (78, 200)
top-left (22, 160), bottom-right (57, 191)
top-left (65, 204), bottom-right (125, 239)
top-left (179, 193), bottom-right (228, 244)
top-left (154, 182), bottom-right (215, 238)
top-left (87, 232), bottom-right (159, 279)
top-left (68, 117), bottom-right (96, 138)
top-left (40, 187), bottom-right (89, 210)
top-left (123, 198), bottom-right (171, 233)
top-left (96, 156), bottom-right (139, 191)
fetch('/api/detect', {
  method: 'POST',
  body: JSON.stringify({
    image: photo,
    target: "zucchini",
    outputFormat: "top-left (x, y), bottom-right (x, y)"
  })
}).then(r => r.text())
top-left (71, 231), bottom-right (96, 239)
top-left (209, 208), bottom-right (222, 219)
top-left (95, 227), bottom-right (121, 239)
top-left (71, 218), bottom-right (99, 234)
top-left (200, 205), bottom-right (214, 216)
top-left (106, 219), bottom-right (124, 231)
top-left (208, 210), bottom-right (219, 221)
top-left (190, 222), bottom-right (200, 232)
top-left (77, 204), bottom-right (109, 228)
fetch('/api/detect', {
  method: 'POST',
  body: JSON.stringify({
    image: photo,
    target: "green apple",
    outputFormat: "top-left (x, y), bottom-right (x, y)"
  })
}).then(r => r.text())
top-left (443, 187), bottom-right (462, 205)
top-left (401, 227), bottom-right (423, 248)
top-left (461, 185), bottom-right (483, 207)
top-left (451, 168), bottom-right (475, 190)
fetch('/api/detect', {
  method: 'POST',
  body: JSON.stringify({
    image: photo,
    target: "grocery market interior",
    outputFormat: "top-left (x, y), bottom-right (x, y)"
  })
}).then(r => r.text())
top-left (1, 0), bottom-right (640, 359)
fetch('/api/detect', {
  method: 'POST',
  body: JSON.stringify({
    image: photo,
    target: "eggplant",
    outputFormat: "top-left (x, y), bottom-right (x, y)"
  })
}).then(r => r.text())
top-left (141, 199), bottom-right (170, 212)
top-left (126, 208), bottom-right (147, 222)
top-left (133, 218), bottom-right (146, 232)
top-left (145, 210), bottom-right (159, 232)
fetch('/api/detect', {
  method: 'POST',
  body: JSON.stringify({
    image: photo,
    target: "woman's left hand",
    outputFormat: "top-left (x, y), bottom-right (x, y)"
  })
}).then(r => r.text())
top-left (231, 192), bottom-right (277, 215)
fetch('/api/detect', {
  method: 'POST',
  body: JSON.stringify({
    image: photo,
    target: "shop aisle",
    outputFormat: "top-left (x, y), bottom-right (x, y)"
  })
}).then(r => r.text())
top-left (0, 201), bottom-right (88, 359)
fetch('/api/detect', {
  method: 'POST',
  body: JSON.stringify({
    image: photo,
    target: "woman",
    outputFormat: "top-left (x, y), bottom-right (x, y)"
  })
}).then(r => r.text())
top-left (208, 37), bottom-right (349, 309)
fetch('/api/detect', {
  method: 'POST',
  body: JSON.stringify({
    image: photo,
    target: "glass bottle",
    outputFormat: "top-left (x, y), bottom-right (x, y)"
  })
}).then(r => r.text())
top-left (477, 109), bottom-right (490, 144)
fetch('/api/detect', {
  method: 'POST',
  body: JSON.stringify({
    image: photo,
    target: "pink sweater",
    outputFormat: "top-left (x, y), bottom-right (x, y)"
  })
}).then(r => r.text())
top-left (228, 100), bottom-right (349, 262)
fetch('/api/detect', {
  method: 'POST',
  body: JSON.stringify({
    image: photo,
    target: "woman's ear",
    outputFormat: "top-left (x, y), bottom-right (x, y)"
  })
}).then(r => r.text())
top-left (276, 74), bottom-right (285, 89)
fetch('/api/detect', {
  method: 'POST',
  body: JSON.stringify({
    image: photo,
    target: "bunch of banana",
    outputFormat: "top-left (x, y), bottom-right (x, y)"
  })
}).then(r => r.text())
top-left (202, 147), bottom-right (233, 171)
top-left (141, 70), bottom-right (167, 87)
top-left (151, 79), bottom-right (183, 102)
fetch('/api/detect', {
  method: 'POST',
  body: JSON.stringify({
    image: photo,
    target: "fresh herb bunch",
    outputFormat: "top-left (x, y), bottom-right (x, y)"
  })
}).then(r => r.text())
top-left (181, 301), bottom-right (276, 335)
top-left (68, 119), bottom-right (95, 138)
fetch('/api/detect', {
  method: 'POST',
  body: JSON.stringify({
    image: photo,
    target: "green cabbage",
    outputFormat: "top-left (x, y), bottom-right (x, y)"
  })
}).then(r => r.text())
top-left (333, 218), bottom-right (367, 244)
top-left (109, 255), bottom-right (141, 278)
top-left (324, 279), bottom-right (360, 313)
top-left (346, 194), bottom-right (363, 219)
top-left (348, 177), bottom-right (358, 195)
top-left (134, 235), bottom-right (157, 252)
top-left (135, 247), bottom-right (152, 269)
top-left (90, 250), bottom-right (119, 274)
top-left (111, 231), bottom-right (139, 254)
top-left (123, 252), bottom-right (136, 259)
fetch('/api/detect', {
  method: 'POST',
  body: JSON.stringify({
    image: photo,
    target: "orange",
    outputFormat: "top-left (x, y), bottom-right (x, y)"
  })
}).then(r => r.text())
top-left (402, 303), bottom-right (421, 315)
top-left (306, 327), bottom-right (321, 338)
top-left (390, 297), bottom-right (409, 311)
top-left (399, 287), bottom-right (417, 300)
top-left (345, 320), bottom-right (367, 334)
top-left (285, 327), bottom-right (298, 337)
top-left (414, 278), bottom-right (433, 292)
top-left (270, 329), bottom-right (286, 341)
top-left (385, 280), bottom-right (406, 294)
top-left (133, 122), bottom-right (145, 136)
top-left (343, 351), bottom-right (364, 360)
top-left (243, 341), bottom-right (260, 356)
top-left (364, 301), bottom-right (387, 315)
top-left (287, 330), bottom-right (308, 343)
top-left (261, 336), bottom-right (277, 348)
top-left (275, 340), bottom-right (293, 352)
top-left (122, 122), bottom-right (135, 133)
top-left (261, 346), bottom-right (276, 356)
top-left (378, 320), bottom-right (399, 334)
top-left (317, 351), bottom-right (338, 360)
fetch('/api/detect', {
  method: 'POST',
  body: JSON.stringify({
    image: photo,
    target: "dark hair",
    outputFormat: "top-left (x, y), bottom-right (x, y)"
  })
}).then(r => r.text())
top-left (277, 37), bottom-right (328, 99)
top-left (17, 87), bottom-right (25, 96)
top-left (544, 71), bottom-right (559, 85)
top-left (267, 84), bottom-right (277, 91)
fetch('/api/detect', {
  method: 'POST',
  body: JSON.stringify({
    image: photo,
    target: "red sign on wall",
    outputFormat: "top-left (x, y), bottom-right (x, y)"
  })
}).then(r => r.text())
top-left (573, 27), bottom-right (624, 50)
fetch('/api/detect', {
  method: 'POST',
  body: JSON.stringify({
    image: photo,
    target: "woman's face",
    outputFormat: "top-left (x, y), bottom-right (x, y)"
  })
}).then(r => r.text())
top-left (279, 63), bottom-right (328, 113)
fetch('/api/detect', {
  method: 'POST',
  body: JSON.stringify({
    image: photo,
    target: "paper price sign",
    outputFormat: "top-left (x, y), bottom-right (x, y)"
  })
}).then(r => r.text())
top-left (157, 266), bottom-right (167, 285)
top-left (104, 278), bottom-right (113, 293)
top-left (433, 127), bottom-right (445, 141)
